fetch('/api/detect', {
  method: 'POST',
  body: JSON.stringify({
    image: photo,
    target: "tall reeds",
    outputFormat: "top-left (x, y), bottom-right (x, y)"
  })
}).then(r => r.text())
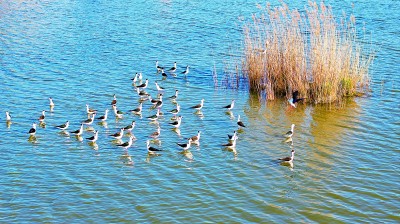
top-left (242, 1), bottom-right (374, 104)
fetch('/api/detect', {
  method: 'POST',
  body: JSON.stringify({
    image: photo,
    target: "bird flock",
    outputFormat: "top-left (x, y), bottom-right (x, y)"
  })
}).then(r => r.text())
top-left (4, 61), bottom-right (300, 166)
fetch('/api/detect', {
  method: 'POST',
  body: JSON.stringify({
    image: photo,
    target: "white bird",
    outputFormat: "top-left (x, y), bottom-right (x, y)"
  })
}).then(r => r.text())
top-left (169, 116), bottom-right (182, 128)
top-left (96, 109), bottom-right (109, 122)
top-left (222, 135), bottom-right (238, 149)
top-left (168, 104), bottom-right (180, 116)
top-left (38, 110), bottom-right (46, 122)
top-left (146, 109), bottom-right (161, 121)
top-left (110, 128), bottom-right (124, 140)
top-left (190, 99), bottom-right (204, 111)
top-left (169, 62), bottom-right (177, 73)
top-left (130, 103), bottom-right (143, 114)
top-left (228, 130), bottom-right (237, 141)
top-left (86, 104), bottom-right (97, 115)
top-left (131, 73), bottom-right (139, 83)
top-left (147, 140), bottom-right (163, 154)
top-left (169, 90), bottom-right (179, 100)
top-left (182, 65), bottom-right (190, 75)
top-left (223, 100), bottom-right (235, 110)
top-left (82, 113), bottom-right (96, 125)
top-left (278, 149), bottom-right (295, 163)
top-left (156, 61), bottom-right (164, 72)
top-left (5, 111), bottom-right (11, 121)
top-left (155, 81), bottom-right (164, 91)
top-left (28, 123), bottom-right (37, 135)
top-left (112, 105), bottom-right (124, 119)
top-left (284, 124), bottom-right (295, 138)
top-left (123, 121), bottom-right (136, 133)
top-left (86, 130), bottom-right (99, 142)
top-left (49, 97), bottom-right (55, 107)
top-left (237, 115), bottom-right (246, 128)
top-left (136, 79), bottom-right (148, 89)
top-left (55, 121), bottom-right (69, 130)
top-left (111, 94), bottom-right (117, 106)
top-left (190, 131), bottom-right (201, 144)
top-left (177, 138), bottom-right (192, 150)
top-left (71, 124), bottom-right (84, 136)
top-left (117, 136), bottom-right (135, 150)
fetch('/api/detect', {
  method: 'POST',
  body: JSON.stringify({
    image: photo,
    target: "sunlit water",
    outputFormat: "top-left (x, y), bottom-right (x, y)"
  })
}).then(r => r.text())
top-left (1, 0), bottom-right (399, 223)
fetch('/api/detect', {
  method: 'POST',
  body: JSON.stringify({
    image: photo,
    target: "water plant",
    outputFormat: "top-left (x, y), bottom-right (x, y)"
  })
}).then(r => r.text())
top-left (242, 1), bottom-right (374, 104)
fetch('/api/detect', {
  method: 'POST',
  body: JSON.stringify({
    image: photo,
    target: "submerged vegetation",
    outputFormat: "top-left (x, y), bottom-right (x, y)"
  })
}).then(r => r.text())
top-left (242, 1), bottom-right (374, 104)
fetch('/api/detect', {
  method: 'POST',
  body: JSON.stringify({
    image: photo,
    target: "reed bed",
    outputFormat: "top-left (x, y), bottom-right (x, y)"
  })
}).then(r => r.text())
top-left (242, 1), bottom-right (374, 104)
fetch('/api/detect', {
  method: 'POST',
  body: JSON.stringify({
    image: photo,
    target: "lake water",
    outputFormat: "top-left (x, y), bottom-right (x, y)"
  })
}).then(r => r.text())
top-left (1, 0), bottom-right (399, 223)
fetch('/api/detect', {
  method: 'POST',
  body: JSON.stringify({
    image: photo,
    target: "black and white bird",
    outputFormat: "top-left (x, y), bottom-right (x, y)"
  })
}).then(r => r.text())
top-left (169, 116), bottom-right (182, 128)
top-left (111, 94), bottom-right (117, 106)
top-left (182, 65), bottom-right (190, 75)
top-left (49, 97), bottom-right (55, 107)
top-left (288, 91), bottom-right (305, 108)
top-left (150, 94), bottom-right (163, 105)
top-left (5, 111), bottom-right (11, 121)
top-left (86, 130), bottom-right (99, 143)
top-left (169, 90), bottom-right (179, 100)
top-left (112, 105), bottom-right (124, 119)
top-left (123, 121), bottom-right (136, 133)
top-left (237, 115), bottom-right (246, 128)
top-left (146, 109), bottom-right (161, 121)
top-left (96, 109), bottom-right (109, 122)
top-left (82, 113), bottom-right (96, 125)
top-left (86, 104), bottom-right (97, 115)
top-left (190, 99), bottom-right (204, 111)
top-left (136, 88), bottom-right (149, 98)
top-left (228, 130), bottom-right (237, 141)
top-left (222, 135), bottom-right (238, 149)
top-left (55, 121), bottom-right (69, 130)
top-left (161, 69), bottom-right (168, 78)
top-left (168, 62), bottom-right (177, 73)
top-left (131, 73), bottom-right (139, 83)
top-left (223, 100), bottom-right (235, 111)
top-left (28, 123), bottom-right (37, 135)
top-left (71, 124), bottom-right (84, 136)
top-left (168, 104), bottom-right (180, 116)
top-left (117, 136), bottom-right (135, 150)
top-left (156, 61), bottom-right (164, 73)
top-left (190, 131), bottom-right (201, 144)
top-left (136, 79), bottom-right (149, 89)
top-left (149, 126), bottom-right (161, 138)
top-left (177, 138), bottom-right (192, 150)
top-left (284, 124), bottom-right (295, 138)
top-left (278, 149), bottom-right (295, 163)
top-left (147, 140), bottom-right (163, 154)
top-left (38, 110), bottom-right (46, 122)
top-left (138, 72), bottom-right (143, 81)
top-left (130, 103), bottom-right (143, 114)
top-left (155, 81), bottom-right (164, 91)
top-left (110, 128), bottom-right (124, 140)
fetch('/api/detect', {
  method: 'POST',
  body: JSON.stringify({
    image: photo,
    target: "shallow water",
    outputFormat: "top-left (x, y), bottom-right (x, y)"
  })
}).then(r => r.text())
top-left (1, 0), bottom-right (399, 223)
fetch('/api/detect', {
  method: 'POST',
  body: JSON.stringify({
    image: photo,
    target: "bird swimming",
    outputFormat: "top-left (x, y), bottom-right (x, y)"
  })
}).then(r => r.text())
top-left (190, 131), bottom-right (201, 144)
top-left (38, 110), bottom-right (46, 122)
top-left (168, 62), bottom-right (177, 73)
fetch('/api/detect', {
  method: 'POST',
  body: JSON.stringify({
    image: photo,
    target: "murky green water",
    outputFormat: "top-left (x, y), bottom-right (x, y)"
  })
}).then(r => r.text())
top-left (1, 0), bottom-right (399, 223)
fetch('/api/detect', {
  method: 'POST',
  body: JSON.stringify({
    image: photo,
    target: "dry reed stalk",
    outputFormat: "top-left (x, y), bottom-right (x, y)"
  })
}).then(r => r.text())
top-left (242, 1), bottom-right (374, 104)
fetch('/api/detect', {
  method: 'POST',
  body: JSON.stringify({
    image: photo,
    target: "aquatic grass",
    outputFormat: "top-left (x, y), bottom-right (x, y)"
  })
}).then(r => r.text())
top-left (242, 1), bottom-right (374, 104)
